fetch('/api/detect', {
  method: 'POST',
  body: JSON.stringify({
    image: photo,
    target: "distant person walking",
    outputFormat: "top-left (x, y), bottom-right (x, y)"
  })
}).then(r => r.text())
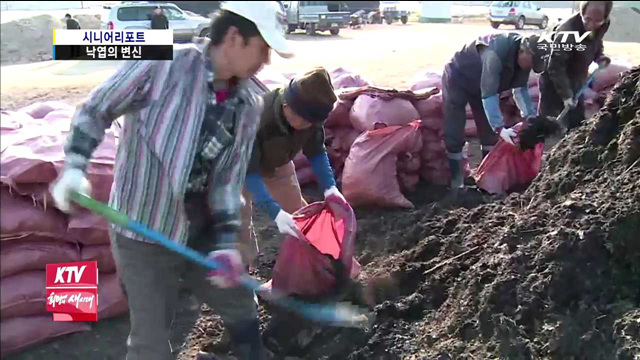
top-left (151, 6), bottom-right (169, 30)
top-left (65, 13), bottom-right (81, 29)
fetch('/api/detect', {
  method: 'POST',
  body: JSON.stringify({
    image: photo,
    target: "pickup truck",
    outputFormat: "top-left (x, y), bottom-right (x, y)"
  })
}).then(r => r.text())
top-left (283, 1), bottom-right (350, 36)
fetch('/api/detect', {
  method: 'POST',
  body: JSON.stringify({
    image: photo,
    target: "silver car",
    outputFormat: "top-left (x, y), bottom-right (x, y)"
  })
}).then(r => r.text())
top-left (488, 1), bottom-right (549, 30)
top-left (102, 3), bottom-right (211, 42)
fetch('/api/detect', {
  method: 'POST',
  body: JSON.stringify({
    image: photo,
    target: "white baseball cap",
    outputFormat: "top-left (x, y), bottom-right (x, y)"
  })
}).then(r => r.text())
top-left (220, 1), bottom-right (294, 59)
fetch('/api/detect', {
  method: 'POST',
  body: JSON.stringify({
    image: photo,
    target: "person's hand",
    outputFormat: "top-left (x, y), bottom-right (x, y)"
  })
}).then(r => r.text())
top-left (499, 127), bottom-right (518, 146)
top-left (563, 97), bottom-right (577, 109)
top-left (324, 186), bottom-right (347, 205)
top-left (596, 55), bottom-right (610, 69)
top-left (206, 249), bottom-right (245, 288)
top-left (275, 210), bottom-right (299, 238)
top-left (51, 168), bottom-right (92, 213)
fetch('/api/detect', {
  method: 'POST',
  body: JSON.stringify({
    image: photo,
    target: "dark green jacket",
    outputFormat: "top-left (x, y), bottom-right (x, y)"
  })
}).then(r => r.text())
top-left (247, 88), bottom-right (326, 176)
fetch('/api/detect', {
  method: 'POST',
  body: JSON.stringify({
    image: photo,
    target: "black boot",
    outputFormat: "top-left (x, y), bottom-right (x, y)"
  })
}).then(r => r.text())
top-left (226, 319), bottom-right (266, 360)
top-left (448, 158), bottom-right (464, 192)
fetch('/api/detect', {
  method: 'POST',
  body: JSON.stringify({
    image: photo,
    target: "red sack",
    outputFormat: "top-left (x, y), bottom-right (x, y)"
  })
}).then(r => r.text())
top-left (81, 244), bottom-right (117, 273)
top-left (98, 273), bottom-right (129, 320)
top-left (325, 99), bottom-right (354, 128)
top-left (0, 188), bottom-right (69, 242)
top-left (67, 211), bottom-right (111, 245)
top-left (465, 119), bottom-right (478, 137)
top-left (398, 172), bottom-right (420, 192)
top-left (1, 316), bottom-right (90, 357)
top-left (349, 95), bottom-right (419, 132)
top-left (1, 242), bottom-right (79, 278)
top-left (343, 121), bottom-right (423, 208)
top-left (409, 71), bottom-right (442, 91)
top-left (293, 152), bottom-right (310, 170)
top-left (415, 94), bottom-right (444, 121)
top-left (397, 152), bottom-right (422, 172)
top-left (1, 271), bottom-right (47, 319)
top-left (17, 101), bottom-right (75, 120)
top-left (332, 74), bottom-right (370, 89)
top-left (265, 198), bottom-right (359, 298)
top-left (296, 166), bottom-right (316, 186)
top-left (474, 124), bottom-right (544, 194)
top-left (592, 61), bottom-right (632, 91)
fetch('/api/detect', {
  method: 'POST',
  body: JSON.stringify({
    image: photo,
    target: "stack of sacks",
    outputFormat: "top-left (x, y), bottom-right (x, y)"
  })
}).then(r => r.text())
top-left (585, 60), bottom-right (633, 118)
top-left (410, 71), bottom-right (477, 137)
top-left (0, 104), bottom-right (128, 357)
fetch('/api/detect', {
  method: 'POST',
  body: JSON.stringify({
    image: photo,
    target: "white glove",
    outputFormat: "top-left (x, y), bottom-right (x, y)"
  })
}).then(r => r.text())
top-left (499, 127), bottom-right (518, 146)
top-left (51, 168), bottom-right (92, 213)
top-left (324, 186), bottom-right (347, 205)
top-left (206, 249), bottom-right (244, 288)
top-left (275, 210), bottom-right (299, 238)
top-left (563, 97), bottom-right (577, 109)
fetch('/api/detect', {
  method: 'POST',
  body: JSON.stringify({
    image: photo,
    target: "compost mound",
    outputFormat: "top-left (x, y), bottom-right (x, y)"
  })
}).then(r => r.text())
top-left (256, 67), bottom-right (640, 359)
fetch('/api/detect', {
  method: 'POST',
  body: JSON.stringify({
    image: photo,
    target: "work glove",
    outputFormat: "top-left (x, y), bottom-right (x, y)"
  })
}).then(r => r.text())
top-left (596, 55), bottom-right (611, 69)
top-left (324, 185), bottom-right (347, 205)
top-left (274, 210), bottom-right (299, 238)
top-left (206, 249), bottom-right (245, 288)
top-left (563, 97), bottom-right (577, 109)
top-left (498, 127), bottom-right (518, 146)
top-left (51, 168), bottom-right (92, 213)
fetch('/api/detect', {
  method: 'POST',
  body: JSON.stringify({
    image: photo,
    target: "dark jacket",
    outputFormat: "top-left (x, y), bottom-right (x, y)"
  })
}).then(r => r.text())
top-left (151, 14), bottom-right (169, 30)
top-left (247, 88), bottom-right (326, 176)
top-left (546, 13), bottom-right (609, 100)
top-left (446, 33), bottom-right (530, 98)
top-left (66, 18), bottom-right (81, 29)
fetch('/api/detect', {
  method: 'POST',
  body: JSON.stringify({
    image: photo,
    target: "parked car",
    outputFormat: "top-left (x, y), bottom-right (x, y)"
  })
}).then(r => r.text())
top-left (102, 2), bottom-right (211, 42)
top-left (488, 1), bottom-right (548, 29)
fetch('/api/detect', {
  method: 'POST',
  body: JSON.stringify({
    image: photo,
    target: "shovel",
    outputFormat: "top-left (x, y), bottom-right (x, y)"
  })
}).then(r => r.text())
top-left (70, 191), bottom-right (375, 329)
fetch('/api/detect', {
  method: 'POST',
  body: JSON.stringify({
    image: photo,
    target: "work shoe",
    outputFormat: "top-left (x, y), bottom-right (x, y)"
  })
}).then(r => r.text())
top-left (448, 158), bottom-right (464, 191)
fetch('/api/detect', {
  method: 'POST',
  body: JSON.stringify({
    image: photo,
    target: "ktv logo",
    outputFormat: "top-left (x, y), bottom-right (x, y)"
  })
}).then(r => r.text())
top-left (46, 261), bottom-right (98, 322)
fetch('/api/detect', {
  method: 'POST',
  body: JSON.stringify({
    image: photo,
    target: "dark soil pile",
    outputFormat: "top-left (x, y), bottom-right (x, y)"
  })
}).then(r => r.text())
top-left (252, 67), bottom-right (640, 359)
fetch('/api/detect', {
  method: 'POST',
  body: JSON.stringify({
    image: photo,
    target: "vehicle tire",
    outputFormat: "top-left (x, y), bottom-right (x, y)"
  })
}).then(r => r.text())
top-left (539, 16), bottom-right (548, 29)
top-left (199, 28), bottom-right (209, 38)
top-left (401, 15), bottom-right (408, 24)
top-left (516, 16), bottom-right (525, 29)
top-left (491, 21), bottom-right (500, 28)
top-left (306, 23), bottom-right (316, 36)
top-left (385, 16), bottom-right (393, 25)
top-left (330, 28), bottom-right (339, 35)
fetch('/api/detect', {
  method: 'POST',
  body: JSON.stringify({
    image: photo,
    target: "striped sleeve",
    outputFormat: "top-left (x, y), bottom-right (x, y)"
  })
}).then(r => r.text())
top-left (65, 60), bottom-right (159, 171)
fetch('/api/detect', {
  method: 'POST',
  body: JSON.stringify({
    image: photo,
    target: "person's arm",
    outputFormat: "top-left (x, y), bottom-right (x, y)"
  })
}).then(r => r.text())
top-left (309, 151), bottom-right (336, 192)
top-left (512, 86), bottom-right (536, 118)
top-left (64, 60), bottom-right (159, 171)
top-left (245, 173), bottom-right (281, 220)
top-left (478, 46), bottom-right (504, 132)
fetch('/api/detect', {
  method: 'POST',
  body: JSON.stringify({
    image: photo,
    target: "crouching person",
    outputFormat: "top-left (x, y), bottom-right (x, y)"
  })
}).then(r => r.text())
top-left (442, 33), bottom-right (546, 193)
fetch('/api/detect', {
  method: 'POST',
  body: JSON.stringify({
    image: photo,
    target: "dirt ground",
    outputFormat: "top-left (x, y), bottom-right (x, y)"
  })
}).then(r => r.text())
top-left (2, 22), bottom-right (639, 360)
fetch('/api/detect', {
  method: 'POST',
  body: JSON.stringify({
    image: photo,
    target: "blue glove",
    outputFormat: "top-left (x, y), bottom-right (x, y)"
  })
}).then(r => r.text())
top-left (481, 94), bottom-right (503, 132)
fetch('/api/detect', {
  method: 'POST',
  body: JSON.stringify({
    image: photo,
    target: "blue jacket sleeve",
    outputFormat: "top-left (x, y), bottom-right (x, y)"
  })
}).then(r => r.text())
top-left (512, 86), bottom-right (536, 118)
top-left (245, 172), bottom-right (281, 220)
top-left (309, 151), bottom-right (336, 192)
top-left (481, 94), bottom-right (504, 132)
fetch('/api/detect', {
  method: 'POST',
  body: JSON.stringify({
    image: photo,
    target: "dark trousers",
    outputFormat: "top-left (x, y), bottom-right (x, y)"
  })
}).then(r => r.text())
top-left (538, 72), bottom-right (586, 131)
top-left (110, 197), bottom-right (261, 360)
top-left (442, 68), bottom-right (498, 157)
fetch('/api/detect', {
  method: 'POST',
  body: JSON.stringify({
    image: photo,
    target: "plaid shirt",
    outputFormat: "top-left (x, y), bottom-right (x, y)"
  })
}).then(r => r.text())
top-left (64, 40), bottom-right (267, 244)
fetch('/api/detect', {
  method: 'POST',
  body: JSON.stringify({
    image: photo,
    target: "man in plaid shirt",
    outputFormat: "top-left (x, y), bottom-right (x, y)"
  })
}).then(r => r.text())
top-left (51, 2), bottom-right (293, 359)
